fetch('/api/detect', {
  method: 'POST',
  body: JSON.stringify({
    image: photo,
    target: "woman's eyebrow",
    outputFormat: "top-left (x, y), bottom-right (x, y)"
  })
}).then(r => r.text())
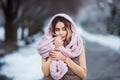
top-left (55, 26), bottom-right (65, 28)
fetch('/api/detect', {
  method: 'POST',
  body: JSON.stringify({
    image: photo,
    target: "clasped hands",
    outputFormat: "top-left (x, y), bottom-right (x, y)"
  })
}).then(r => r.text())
top-left (50, 36), bottom-right (66, 61)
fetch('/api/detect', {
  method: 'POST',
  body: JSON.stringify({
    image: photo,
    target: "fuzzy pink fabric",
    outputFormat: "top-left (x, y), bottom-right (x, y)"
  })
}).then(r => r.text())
top-left (37, 13), bottom-right (83, 80)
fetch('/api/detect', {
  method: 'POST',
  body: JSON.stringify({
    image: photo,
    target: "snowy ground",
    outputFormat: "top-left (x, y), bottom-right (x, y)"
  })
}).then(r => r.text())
top-left (0, 24), bottom-right (120, 80)
top-left (77, 24), bottom-right (120, 52)
top-left (0, 33), bottom-right (44, 80)
top-left (0, 27), bottom-right (4, 41)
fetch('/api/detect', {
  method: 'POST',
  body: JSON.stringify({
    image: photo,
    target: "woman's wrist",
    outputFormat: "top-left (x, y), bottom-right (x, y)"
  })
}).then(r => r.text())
top-left (63, 56), bottom-right (68, 62)
top-left (48, 57), bottom-right (52, 63)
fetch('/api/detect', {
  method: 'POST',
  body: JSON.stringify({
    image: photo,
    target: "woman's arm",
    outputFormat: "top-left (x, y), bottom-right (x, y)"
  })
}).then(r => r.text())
top-left (50, 46), bottom-right (87, 79)
top-left (42, 57), bottom-right (51, 76)
top-left (64, 47), bottom-right (87, 80)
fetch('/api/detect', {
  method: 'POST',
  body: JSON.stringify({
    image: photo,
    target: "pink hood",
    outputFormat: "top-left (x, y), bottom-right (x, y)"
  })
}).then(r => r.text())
top-left (45, 13), bottom-right (78, 36)
top-left (37, 13), bottom-right (83, 80)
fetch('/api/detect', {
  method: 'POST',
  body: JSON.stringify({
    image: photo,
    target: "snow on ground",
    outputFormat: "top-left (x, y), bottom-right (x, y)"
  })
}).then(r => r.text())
top-left (0, 24), bottom-right (120, 80)
top-left (0, 27), bottom-right (4, 41)
top-left (77, 24), bottom-right (120, 52)
top-left (0, 33), bottom-right (44, 80)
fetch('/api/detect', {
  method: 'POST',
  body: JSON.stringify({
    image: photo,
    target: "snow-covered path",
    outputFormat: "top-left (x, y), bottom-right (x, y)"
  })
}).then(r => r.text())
top-left (0, 24), bottom-right (120, 80)
top-left (0, 34), bottom-right (44, 80)
top-left (77, 24), bottom-right (120, 52)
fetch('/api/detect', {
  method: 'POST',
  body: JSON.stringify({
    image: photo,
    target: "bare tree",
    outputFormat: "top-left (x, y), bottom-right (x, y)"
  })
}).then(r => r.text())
top-left (0, 0), bottom-right (22, 46)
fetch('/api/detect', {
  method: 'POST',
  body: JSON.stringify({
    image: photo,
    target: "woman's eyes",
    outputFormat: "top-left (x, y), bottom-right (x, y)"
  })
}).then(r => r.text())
top-left (55, 27), bottom-right (66, 31)
top-left (62, 27), bottom-right (66, 31)
top-left (55, 28), bottom-right (59, 31)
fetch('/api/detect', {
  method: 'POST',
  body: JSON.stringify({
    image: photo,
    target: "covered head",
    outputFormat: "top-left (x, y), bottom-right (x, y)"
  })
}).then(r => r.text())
top-left (45, 13), bottom-right (79, 36)
top-left (37, 13), bottom-right (83, 58)
top-left (45, 13), bottom-right (80, 46)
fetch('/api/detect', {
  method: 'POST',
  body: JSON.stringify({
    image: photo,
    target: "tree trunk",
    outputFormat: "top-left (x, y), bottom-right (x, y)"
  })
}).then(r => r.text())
top-left (28, 21), bottom-right (44, 36)
top-left (21, 25), bottom-right (25, 40)
top-left (5, 22), bottom-right (17, 44)
top-left (1, 0), bottom-right (21, 46)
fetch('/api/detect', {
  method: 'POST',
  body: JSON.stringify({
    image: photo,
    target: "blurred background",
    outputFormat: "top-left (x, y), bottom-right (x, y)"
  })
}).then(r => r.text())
top-left (0, 0), bottom-right (120, 80)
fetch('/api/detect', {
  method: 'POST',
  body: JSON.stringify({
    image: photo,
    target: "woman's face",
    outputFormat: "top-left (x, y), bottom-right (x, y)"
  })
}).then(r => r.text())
top-left (55, 21), bottom-right (67, 41)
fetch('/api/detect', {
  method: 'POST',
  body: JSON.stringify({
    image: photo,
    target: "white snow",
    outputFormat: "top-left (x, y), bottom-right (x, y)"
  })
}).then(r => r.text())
top-left (0, 35), bottom-right (44, 80)
top-left (0, 22), bottom-right (120, 80)
top-left (77, 24), bottom-right (120, 52)
top-left (0, 27), bottom-right (44, 79)
top-left (0, 27), bottom-right (4, 40)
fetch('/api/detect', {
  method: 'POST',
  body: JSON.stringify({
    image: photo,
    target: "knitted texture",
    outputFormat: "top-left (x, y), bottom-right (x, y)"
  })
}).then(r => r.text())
top-left (37, 13), bottom-right (83, 80)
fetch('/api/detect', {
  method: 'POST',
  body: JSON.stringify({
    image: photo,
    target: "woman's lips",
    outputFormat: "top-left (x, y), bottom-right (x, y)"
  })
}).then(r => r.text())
top-left (61, 36), bottom-right (65, 40)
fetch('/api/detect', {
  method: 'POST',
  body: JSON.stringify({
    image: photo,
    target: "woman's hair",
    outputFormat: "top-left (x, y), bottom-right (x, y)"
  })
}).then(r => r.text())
top-left (51, 16), bottom-right (72, 46)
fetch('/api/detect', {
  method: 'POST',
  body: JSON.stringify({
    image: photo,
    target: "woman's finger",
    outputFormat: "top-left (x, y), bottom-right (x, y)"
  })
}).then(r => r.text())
top-left (51, 50), bottom-right (58, 54)
top-left (51, 57), bottom-right (58, 60)
top-left (51, 53), bottom-right (57, 57)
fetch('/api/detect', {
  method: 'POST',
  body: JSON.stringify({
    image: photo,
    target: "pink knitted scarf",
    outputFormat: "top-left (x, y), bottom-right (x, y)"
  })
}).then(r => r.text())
top-left (37, 13), bottom-right (83, 80)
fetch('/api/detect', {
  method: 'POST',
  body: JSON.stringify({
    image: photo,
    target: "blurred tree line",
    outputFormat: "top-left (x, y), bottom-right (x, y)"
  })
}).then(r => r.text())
top-left (106, 0), bottom-right (120, 36)
top-left (97, 0), bottom-right (120, 36)
top-left (0, 0), bottom-right (81, 48)
top-left (0, 0), bottom-right (120, 51)
top-left (79, 0), bottom-right (120, 36)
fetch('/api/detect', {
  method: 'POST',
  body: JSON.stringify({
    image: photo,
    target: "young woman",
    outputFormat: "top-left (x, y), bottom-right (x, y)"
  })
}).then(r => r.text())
top-left (37, 13), bottom-right (87, 80)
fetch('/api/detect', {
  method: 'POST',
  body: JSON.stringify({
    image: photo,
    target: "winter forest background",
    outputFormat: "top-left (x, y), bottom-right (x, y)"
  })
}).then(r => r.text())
top-left (0, 0), bottom-right (120, 80)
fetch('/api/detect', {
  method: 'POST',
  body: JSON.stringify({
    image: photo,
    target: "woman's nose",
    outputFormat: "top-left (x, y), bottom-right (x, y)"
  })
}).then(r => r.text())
top-left (60, 30), bottom-right (63, 34)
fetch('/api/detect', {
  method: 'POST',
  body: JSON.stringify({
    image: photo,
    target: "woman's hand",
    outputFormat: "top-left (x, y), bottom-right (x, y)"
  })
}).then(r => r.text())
top-left (50, 50), bottom-right (66, 61)
top-left (54, 36), bottom-right (63, 48)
